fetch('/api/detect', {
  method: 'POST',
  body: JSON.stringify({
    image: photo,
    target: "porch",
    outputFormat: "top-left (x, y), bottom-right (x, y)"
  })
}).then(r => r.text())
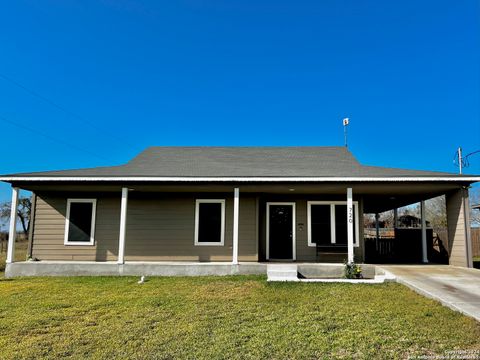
top-left (4, 180), bottom-right (474, 277)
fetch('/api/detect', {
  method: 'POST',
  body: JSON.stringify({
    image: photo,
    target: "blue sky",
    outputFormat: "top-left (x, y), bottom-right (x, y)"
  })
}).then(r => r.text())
top-left (0, 0), bottom-right (479, 203)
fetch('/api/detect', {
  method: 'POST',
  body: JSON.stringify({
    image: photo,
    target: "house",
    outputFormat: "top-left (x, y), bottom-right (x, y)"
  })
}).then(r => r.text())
top-left (1, 146), bottom-right (479, 277)
top-left (397, 215), bottom-right (431, 228)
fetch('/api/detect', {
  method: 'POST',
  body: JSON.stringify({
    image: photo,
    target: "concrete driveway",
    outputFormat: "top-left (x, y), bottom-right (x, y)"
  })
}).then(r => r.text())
top-left (379, 265), bottom-right (480, 322)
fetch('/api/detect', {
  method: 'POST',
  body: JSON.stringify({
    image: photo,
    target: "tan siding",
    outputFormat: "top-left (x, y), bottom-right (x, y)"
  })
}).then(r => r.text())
top-left (238, 197), bottom-right (258, 260)
top-left (124, 194), bottom-right (258, 262)
top-left (32, 194), bottom-right (120, 261)
top-left (296, 199), bottom-right (316, 261)
top-left (32, 190), bottom-right (367, 264)
top-left (32, 192), bottom-right (258, 262)
top-left (357, 197), bottom-right (365, 262)
top-left (446, 188), bottom-right (472, 267)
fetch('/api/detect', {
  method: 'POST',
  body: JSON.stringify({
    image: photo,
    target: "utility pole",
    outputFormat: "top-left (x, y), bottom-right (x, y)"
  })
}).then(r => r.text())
top-left (458, 147), bottom-right (463, 174)
top-left (456, 148), bottom-right (480, 174)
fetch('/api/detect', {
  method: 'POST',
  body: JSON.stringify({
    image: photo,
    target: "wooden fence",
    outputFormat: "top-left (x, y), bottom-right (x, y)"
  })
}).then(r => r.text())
top-left (472, 228), bottom-right (480, 258)
top-left (365, 227), bottom-right (479, 258)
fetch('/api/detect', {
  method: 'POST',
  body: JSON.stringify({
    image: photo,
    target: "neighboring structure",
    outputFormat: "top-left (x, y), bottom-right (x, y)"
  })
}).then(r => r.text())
top-left (397, 215), bottom-right (431, 228)
top-left (1, 146), bottom-right (479, 277)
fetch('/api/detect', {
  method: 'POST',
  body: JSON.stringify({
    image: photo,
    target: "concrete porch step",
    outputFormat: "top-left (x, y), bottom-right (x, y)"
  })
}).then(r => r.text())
top-left (267, 264), bottom-right (299, 282)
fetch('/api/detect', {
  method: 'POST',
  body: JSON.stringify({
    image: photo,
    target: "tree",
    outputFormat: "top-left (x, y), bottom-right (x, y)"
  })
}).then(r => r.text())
top-left (379, 210), bottom-right (394, 228)
top-left (470, 186), bottom-right (480, 227)
top-left (425, 196), bottom-right (447, 230)
top-left (0, 197), bottom-right (32, 235)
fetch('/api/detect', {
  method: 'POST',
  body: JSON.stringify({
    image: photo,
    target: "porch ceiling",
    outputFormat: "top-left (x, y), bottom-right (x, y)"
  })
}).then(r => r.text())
top-left (15, 181), bottom-right (463, 213)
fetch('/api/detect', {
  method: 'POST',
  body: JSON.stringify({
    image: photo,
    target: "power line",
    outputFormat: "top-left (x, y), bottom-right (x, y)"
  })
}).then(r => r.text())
top-left (453, 147), bottom-right (480, 172)
top-left (0, 116), bottom-right (111, 161)
top-left (0, 73), bottom-right (138, 148)
top-left (463, 150), bottom-right (480, 168)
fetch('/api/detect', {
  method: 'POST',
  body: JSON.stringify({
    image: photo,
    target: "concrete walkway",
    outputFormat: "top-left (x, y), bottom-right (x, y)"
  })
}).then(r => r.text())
top-left (380, 265), bottom-right (480, 322)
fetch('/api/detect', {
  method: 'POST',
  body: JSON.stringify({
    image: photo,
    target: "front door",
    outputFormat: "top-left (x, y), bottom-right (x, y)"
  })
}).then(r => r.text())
top-left (267, 203), bottom-right (296, 260)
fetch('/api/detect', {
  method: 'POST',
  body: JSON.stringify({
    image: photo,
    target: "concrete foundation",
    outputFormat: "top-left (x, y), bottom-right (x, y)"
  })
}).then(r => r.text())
top-left (5, 261), bottom-right (382, 279)
top-left (5, 261), bottom-right (268, 278)
top-left (297, 263), bottom-right (377, 279)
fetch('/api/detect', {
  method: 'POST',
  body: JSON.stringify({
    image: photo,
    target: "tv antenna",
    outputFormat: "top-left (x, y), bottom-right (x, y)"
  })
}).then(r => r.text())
top-left (343, 118), bottom-right (349, 147)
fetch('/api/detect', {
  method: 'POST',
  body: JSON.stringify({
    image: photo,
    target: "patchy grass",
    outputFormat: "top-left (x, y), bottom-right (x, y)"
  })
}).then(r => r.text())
top-left (0, 239), bottom-right (28, 273)
top-left (0, 276), bottom-right (478, 359)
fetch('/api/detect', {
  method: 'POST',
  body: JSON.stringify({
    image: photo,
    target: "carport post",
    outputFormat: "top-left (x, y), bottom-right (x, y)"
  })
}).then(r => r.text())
top-left (117, 187), bottom-right (128, 265)
top-left (347, 188), bottom-right (354, 263)
top-left (421, 201), bottom-right (428, 263)
top-left (6, 187), bottom-right (19, 264)
top-left (232, 187), bottom-right (239, 265)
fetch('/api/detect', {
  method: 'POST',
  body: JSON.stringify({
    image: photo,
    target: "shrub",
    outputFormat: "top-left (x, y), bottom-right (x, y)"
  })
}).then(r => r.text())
top-left (344, 261), bottom-right (363, 279)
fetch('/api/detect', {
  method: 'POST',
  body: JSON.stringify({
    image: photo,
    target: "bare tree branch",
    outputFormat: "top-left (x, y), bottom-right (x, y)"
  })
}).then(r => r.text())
top-left (0, 197), bottom-right (32, 234)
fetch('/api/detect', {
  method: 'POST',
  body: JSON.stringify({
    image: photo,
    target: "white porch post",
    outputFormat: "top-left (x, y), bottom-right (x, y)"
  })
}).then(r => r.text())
top-left (347, 188), bottom-right (354, 263)
top-left (232, 187), bottom-right (239, 265)
top-left (117, 187), bottom-right (128, 265)
top-left (421, 200), bottom-right (428, 263)
top-left (6, 187), bottom-right (19, 264)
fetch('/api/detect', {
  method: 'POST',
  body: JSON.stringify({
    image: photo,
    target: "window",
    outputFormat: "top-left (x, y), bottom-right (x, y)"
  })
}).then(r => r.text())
top-left (309, 204), bottom-right (332, 246)
top-left (307, 201), bottom-right (359, 247)
top-left (194, 199), bottom-right (225, 246)
top-left (64, 199), bottom-right (97, 245)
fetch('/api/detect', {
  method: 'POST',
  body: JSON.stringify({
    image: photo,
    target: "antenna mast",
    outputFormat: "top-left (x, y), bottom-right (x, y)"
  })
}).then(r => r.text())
top-left (343, 118), bottom-right (349, 147)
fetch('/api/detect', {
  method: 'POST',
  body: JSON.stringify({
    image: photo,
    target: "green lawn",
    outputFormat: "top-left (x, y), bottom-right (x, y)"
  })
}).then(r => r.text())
top-left (0, 276), bottom-right (478, 359)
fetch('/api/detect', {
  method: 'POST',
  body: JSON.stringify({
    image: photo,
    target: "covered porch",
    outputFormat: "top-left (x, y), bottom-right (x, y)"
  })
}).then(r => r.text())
top-left (4, 179), bottom-right (475, 277)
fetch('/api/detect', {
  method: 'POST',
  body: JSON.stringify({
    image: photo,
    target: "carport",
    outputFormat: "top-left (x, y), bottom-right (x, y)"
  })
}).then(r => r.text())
top-left (358, 181), bottom-right (473, 267)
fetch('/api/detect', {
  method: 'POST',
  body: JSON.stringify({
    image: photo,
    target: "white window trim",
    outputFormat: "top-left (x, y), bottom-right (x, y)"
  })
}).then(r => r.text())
top-left (266, 202), bottom-right (296, 261)
top-left (64, 199), bottom-right (97, 246)
top-left (307, 201), bottom-right (359, 248)
top-left (194, 199), bottom-right (225, 246)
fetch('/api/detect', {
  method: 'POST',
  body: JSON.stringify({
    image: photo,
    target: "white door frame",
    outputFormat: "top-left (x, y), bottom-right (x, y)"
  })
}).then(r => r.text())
top-left (266, 202), bottom-right (296, 261)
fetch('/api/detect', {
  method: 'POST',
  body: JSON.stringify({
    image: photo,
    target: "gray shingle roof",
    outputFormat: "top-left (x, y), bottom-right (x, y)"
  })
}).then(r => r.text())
top-left (1, 146), bottom-right (469, 179)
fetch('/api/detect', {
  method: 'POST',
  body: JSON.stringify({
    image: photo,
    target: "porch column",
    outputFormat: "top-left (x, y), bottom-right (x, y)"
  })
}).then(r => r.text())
top-left (446, 188), bottom-right (473, 267)
top-left (375, 213), bottom-right (380, 251)
top-left (232, 188), bottom-right (239, 265)
top-left (420, 201), bottom-right (428, 263)
top-left (6, 187), bottom-right (19, 264)
top-left (393, 208), bottom-right (398, 229)
top-left (117, 187), bottom-right (128, 265)
top-left (347, 188), bottom-right (354, 263)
